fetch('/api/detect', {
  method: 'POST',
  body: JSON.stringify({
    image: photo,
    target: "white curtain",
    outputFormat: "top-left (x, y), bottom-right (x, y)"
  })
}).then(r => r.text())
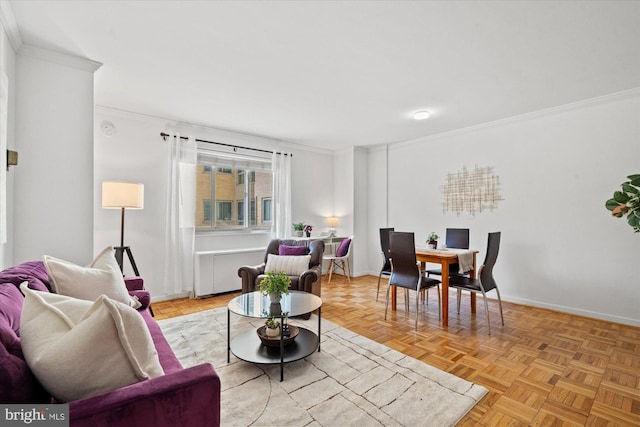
top-left (164, 133), bottom-right (197, 296)
top-left (272, 152), bottom-right (292, 239)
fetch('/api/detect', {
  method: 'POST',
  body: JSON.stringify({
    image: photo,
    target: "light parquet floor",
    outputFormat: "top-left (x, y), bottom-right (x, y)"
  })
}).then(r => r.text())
top-left (152, 274), bottom-right (640, 426)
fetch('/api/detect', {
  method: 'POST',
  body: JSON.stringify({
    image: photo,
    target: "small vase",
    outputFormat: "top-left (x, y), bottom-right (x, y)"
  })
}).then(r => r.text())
top-left (295, 231), bottom-right (303, 237)
top-left (266, 326), bottom-right (280, 337)
top-left (428, 241), bottom-right (437, 249)
top-left (305, 232), bottom-right (311, 237)
top-left (269, 293), bottom-right (281, 304)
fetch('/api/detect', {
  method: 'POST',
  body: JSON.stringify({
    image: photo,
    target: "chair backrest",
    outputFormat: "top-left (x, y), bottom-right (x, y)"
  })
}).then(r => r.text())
top-left (479, 232), bottom-right (501, 292)
top-left (264, 239), bottom-right (325, 268)
top-left (446, 228), bottom-right (470, 249)
top-left (379, 228), bottom-right (394, 269)
top-left (336, 235), bottom-right (354, 258)
top-left (388, 232), bottom-right (419, 290)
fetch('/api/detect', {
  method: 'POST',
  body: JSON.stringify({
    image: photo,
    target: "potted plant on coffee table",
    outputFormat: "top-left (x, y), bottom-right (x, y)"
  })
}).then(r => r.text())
top-left (259, 271), bottom-right (291, 303)
top-left (264, 317), bottom-right (280, 337)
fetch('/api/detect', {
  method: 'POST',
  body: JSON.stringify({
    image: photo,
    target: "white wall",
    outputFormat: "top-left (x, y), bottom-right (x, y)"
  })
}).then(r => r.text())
top-left (14, 46), bottom-right (100, 264)
top-left (94, 107), bottom-right (335, 301)
top-left (365, 90), bottom-right (640, 326)
top-left (0, 19), bottom-right (16, 268)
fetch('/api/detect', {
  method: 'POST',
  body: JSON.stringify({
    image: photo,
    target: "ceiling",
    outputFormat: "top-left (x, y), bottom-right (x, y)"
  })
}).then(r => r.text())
top-left (8, 1), bottom-right (640, 151)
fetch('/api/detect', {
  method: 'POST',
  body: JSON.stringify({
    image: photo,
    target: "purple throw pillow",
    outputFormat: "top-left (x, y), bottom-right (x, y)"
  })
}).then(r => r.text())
top-left (336, 238), bottom-right (351, 257)
top-left (279, 245), bottom-right (309, 256)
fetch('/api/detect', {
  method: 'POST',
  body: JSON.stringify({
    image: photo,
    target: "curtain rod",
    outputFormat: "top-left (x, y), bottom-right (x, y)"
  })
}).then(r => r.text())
top-left (159, 132), bottom-right (292, 156)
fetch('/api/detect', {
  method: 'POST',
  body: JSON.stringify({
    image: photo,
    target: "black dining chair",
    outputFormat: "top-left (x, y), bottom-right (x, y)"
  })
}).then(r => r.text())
top-left (376, 227), bottom-right (394, 301)
top-left (425, 228), bottom-right (470, 277)
top-left (384, 232), bottom-right (441, 330)
top-left (449, 232), bottom-right (504, 335)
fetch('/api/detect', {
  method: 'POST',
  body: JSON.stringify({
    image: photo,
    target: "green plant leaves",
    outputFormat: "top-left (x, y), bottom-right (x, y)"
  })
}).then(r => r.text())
top-left (606, 174), bottom-right (640, 232)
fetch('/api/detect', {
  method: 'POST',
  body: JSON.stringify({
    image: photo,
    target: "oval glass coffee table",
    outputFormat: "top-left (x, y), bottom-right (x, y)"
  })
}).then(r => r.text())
top-left (227, 291), bottom-right (322, 381)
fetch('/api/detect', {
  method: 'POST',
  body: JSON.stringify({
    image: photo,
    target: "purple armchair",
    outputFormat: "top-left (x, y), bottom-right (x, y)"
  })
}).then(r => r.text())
top-left (0, 261), bottom-right (221, 427)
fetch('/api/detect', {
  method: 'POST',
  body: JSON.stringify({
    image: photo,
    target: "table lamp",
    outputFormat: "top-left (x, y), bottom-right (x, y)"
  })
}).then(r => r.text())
top-left (102, 181), bottom-right (144, 275)
top-left (327, 217), bottom-right (338, 237)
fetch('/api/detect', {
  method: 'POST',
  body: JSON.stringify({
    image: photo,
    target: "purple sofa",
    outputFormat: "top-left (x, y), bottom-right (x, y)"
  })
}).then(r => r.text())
top-left (0, 261), bottom-right (221, 427)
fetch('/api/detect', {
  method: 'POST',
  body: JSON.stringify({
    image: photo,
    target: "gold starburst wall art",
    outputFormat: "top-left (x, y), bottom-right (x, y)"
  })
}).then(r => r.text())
top-left (441, 165), bottom-right (503, 216)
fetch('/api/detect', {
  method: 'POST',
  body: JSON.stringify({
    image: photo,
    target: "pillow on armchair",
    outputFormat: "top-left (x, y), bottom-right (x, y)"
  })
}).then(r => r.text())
top-left (265, 255), bottom-right (311, 276)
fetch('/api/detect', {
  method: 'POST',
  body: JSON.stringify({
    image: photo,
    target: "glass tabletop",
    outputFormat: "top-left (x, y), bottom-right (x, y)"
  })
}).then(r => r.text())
top-left (228, 291), bottom-right (322, 318)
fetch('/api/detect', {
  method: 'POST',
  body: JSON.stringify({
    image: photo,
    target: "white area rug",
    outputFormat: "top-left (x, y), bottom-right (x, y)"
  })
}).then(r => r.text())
top-left (158, 308), bottom-right (487, 427)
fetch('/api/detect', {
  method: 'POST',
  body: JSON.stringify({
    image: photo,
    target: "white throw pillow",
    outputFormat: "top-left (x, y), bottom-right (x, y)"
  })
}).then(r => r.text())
top-left (264, 254), bottom-right (311, 276)
top-left (44, 246), bottom-right (141, 309)
top-left (19, 283), bottom-right (164, 402)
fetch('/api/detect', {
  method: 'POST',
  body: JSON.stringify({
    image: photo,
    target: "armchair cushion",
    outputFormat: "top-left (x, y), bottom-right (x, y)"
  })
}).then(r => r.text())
top-left (278, 245), bottom-right (309, 256)
top-left (265, 254), bottom-right (311, 276)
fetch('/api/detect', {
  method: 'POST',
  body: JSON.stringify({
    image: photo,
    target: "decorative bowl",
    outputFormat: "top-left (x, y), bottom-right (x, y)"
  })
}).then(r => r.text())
top-left (256, 325), bottom-right (299, 347)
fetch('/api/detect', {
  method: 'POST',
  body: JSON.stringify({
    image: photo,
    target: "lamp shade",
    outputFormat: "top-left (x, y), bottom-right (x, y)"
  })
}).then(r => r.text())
top-left (102, 182), bottom-right (144, 209)
top-left (327, 217), bottom-right (339, 228)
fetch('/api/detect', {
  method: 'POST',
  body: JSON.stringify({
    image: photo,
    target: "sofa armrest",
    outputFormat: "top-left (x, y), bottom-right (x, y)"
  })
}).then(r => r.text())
top-left (238, 264), bottom-right (265, 293)
top-left (124, 276), bottom-right (144, 291)
top-left (129, 290), bottom-right (151, 311)
top-left (69, 363), bottom-right (221, 427)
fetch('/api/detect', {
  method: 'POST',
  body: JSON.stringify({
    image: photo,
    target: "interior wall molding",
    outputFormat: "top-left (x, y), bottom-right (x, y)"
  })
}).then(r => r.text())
top-left (392, 87), bottom-right (640, 151)
top-left (18, 44), bottom-right (102, 73)
top-left (0, 0), bottom-right (22, 51)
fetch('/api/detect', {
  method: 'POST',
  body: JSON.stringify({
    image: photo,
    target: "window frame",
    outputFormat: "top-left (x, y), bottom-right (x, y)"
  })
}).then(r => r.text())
top-left (196, 155), bottom-right (273, 233)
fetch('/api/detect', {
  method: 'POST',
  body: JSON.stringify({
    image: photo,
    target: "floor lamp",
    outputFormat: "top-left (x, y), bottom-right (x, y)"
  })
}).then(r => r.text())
top-left (102, 181), bottom-right (144, 276)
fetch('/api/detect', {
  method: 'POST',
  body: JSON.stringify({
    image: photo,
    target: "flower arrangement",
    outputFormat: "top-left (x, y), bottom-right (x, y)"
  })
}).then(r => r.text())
top-left (304, 224), bottom-right (313, 236)
top-left (605, 174), bottom-right (640, 233)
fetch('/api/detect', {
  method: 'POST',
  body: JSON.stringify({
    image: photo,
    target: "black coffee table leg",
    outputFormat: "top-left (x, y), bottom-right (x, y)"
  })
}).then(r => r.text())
top-left (227, 308), bottom-right (230, 363)
top-left (318, 307), bottom-right (321, 352)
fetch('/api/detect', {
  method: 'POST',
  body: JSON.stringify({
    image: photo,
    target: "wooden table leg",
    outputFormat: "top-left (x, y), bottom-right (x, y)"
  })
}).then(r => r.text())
top-left (391, 285), bottom-right (397, 310)
top-left (442, 261), bottom-right (449, 327)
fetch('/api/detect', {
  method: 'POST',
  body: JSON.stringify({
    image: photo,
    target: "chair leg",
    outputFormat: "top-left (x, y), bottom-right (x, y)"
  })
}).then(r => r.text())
top-left (376, 272), bottom-right (382, 301)
top-left (384, 284), bottom-right (391, 320)
top-left (327, 259), bottom-right (334, 284)
top-left (415, 289), bottom-right (419, 330)
top-left (457, 289), bottom-right (461, 314)
top-left (495, 288), bottom-right (505, 326)
top-left (404, 289), bottom-right (409, 312)
top-left (437, 284), bottom-right (441, 320)
top-left (481, 291), bottom-right (491, 335)
top-left (344, 259), bottom-right (351, 284)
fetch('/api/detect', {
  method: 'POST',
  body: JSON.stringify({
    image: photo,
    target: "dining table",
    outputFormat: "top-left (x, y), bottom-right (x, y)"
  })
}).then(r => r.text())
top-left (390, 247), bottom-right (479, 327)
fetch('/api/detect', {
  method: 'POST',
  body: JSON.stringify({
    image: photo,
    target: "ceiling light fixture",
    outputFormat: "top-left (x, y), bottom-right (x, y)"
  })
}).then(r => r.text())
top-left (413, 110), bottom-right (431, 120)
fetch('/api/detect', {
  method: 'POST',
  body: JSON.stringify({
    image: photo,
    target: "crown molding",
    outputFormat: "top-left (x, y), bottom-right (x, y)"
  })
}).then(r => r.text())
top-left (18, 44), bottom-right (102, 73)
top-left (393, 87), bottom-right (640, 150)
top-left (0, 0), bottom-right (22, 51)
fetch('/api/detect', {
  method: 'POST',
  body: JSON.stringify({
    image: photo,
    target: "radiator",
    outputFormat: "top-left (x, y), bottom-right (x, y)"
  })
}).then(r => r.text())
top-left (194, 247), bottom-right (265, 297)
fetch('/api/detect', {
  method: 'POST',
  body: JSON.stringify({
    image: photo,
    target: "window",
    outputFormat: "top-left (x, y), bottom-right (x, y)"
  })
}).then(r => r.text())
top-left (196, 150), bottom-right (272, 232)
top-left (216, 201), bottom-right (232, 221)
top-left (263, 198), bottom-right (272, 222)
top-left (237, 201), bottom-right (244, 225)
top-left (203, 200), bottom-right (212, 223)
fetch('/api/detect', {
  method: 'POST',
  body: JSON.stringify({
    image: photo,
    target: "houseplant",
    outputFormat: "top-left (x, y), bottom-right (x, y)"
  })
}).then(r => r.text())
top-left (259, 271), bottom-right (291, 303)
top-left (264, 317), bottom-right (280, 337)
top-left (605, 174), bottom-right (640, 233)
top-left (427, 232), bottom-right (439, 249)
top-left (293, 222), bottom-right (305, 237)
